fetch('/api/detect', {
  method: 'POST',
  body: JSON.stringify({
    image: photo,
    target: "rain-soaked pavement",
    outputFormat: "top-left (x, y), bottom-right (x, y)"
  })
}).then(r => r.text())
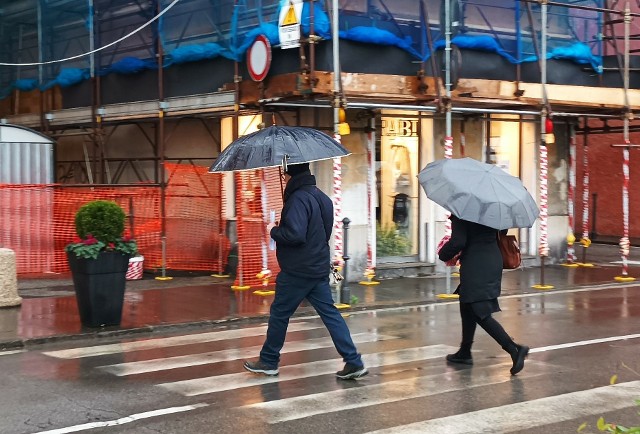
top-left (0, 283), bottom-right (638, 434)
top-left (0, 243), bottom-right (638, 433)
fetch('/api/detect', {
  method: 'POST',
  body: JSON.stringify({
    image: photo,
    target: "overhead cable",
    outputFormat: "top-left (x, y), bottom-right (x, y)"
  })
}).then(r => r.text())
top-left (0, 0), bottom-right (181, 67)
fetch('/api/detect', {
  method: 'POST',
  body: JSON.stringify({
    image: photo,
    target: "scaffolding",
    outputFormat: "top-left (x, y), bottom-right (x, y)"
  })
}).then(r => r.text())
top-left (1, 0), bottom-right (640, 280)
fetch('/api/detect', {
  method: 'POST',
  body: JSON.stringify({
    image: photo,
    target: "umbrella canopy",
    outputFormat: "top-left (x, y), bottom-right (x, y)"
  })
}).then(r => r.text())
top-left (418, 157), bottom-right (539, 230)
top-left (209, 125), bottom-right (350, 172)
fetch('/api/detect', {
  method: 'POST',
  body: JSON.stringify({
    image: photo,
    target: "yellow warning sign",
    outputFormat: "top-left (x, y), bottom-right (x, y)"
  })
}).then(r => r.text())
top-left (282, 5), bottom-right (298, 26)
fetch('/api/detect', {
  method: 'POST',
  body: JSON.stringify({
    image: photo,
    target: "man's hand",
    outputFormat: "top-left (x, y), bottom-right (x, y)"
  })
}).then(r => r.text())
top-left (267, 221), bottom-right (278, 233)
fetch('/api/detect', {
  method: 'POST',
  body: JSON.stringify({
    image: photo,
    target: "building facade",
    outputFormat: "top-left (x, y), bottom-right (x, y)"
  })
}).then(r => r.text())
top-left (1, 0), bottom-right (639, 281)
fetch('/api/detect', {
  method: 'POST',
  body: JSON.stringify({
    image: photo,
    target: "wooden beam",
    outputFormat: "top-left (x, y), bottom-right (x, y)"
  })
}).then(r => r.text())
top-left (455, 78), bottom-right (640, 110)
top-left (236, 72), bottom-right (640, 113)
top-left (236, 72), bottom-right (439, 106)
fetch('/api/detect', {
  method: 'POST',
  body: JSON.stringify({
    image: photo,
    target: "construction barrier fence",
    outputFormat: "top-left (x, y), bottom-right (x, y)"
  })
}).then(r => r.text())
top-left (232, 168), bottom-right (283, 289)
top-left (1, 163), bottom-right (228, 277)
top-left (1, 164), bottom-right (291, 287)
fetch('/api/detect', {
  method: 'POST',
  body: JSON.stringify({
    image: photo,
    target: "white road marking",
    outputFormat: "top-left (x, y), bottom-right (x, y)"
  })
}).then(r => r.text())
top-left (0, 349), bottom-right (25, 356)
top-left (33, 403), bottom-right (208, 434)
top-left (42, 322), bottom-right (320, 359)
top-left (365, 381), bottom-right (640, 434)
top-left (244, 361), bottom-right (546, 423)
top-left (98, 332), bottom-right (397, 376)
top-left (293, 283), bottom-right (640, 321)
top-left (531, 333), bottom-right (640, 353)
top-left (158, 345), bottom-right (458, 396)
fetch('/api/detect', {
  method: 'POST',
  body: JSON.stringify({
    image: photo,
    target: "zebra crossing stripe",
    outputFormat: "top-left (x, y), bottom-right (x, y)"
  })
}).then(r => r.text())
top-left (243, 361), bottom-right (546, 423)
top-left (42, 322), bottom-right (321, 359)
top-left (33, 403), bottom-right (209, 434)
top-left (98, 332), bottom-right (397, 376)
top-left (0, 349), bottom-right (25, 356)
top-left (365, 381), bottom-right (640, 434)
top-left (530, 333), bottom-right (640, 353)
top-left (158, 344), bottom-right (458, 396)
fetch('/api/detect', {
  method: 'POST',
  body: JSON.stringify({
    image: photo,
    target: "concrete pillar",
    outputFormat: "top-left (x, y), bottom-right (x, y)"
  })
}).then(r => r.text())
top-left (0, 248), bottom-right (22, 307)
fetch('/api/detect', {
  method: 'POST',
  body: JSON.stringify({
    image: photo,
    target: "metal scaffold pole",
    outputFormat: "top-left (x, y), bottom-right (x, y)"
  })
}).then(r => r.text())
top-left (155, 0), bottom-right (172, 281)
top-left (438, 0), bottom-right (458, 300)
top-left (561, 121), bottom-right (579, 267)
top-left (612, 1), bottom-right (637, 282)
top-left (533, 0), bottom-right (554, 290)
top-left (330, 0), bottom-right (348, 306)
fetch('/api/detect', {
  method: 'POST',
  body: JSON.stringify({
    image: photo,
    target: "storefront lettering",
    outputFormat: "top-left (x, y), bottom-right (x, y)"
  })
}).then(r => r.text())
top-left (381, 119), bottom-right (418, 137)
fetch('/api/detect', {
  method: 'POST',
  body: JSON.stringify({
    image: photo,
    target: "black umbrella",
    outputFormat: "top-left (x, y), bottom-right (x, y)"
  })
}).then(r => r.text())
top-left (209, 125), bottom-right (351, 172)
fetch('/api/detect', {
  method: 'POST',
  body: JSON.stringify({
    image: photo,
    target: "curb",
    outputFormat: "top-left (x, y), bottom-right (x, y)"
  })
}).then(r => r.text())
top-left (3, 279), bottom-right (638, 350)
top-left (0, 299), bottom-right (440, 349)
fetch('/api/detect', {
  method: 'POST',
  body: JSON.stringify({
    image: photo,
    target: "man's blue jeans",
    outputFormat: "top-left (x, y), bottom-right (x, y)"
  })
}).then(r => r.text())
top-left (259, 271), bottom-right (363, 368)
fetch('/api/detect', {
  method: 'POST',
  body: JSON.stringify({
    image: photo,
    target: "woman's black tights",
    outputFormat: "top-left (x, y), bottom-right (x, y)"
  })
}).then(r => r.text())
top-left (459, 302), bottom-right (517, 356)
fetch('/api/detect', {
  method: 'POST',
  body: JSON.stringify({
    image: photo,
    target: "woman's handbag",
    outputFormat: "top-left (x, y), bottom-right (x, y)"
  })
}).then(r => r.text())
top-left (437, 234), bottom-right (461, 266)
top-left (497, 232), bottom-right (521, 269)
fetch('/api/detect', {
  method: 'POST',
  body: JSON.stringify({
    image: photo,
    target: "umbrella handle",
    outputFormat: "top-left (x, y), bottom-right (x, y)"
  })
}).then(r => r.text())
top-left (278, 166), bottom-right (285, 200)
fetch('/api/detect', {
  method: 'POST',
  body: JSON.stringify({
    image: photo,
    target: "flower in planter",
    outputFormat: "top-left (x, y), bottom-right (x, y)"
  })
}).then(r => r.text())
top-left (65, 200), bottom-right (138, 260)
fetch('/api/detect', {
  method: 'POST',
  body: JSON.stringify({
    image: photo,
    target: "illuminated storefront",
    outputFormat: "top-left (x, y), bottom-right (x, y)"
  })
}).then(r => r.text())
top-left (375, 110), bottom-right (540, 265)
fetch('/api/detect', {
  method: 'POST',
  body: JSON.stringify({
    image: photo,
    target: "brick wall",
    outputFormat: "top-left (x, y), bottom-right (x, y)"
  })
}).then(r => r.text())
top-left (574, 120), bottom-right (640, 240)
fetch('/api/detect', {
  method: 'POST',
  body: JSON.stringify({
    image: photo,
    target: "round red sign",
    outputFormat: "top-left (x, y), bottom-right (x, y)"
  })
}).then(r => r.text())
top-left (247, 34), bottom-right (271, 82)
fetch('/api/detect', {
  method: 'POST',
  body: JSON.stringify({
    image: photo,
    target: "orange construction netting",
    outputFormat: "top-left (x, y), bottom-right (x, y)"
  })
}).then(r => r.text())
top-left (162, 163), bottom-right (227, 272)
top-left (1, 163), bottom-right (228, 276)
top-left (232, 168), bottom-right (283, 289)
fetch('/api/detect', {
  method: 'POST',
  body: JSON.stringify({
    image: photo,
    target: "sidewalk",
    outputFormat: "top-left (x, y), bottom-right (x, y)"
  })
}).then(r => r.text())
top-left (2, 243), bottom-right (639, 348)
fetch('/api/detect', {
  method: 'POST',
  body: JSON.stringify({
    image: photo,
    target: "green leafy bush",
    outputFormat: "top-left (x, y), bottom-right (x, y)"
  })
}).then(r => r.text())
top-left (75, 200), bottom-right (125, 243)
top-left (65, 200), bottom-right (138, 260)
top-left (376, 223), bottom-right (411, 256)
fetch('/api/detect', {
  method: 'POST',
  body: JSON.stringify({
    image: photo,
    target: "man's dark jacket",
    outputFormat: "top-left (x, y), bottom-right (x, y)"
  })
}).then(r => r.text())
top-left (270, 173), bottom-right (333, 278)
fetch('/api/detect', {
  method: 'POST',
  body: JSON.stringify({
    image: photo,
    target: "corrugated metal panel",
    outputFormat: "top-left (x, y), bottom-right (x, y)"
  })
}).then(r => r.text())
top-left (0, 124), bottom-right (54, 184)
top-left (0, 142), bottom-right (54, 184)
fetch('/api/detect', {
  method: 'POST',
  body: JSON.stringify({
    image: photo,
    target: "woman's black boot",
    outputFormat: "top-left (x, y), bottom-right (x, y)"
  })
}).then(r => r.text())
top-left (446, 343), bottom-right (473, 365)
top-left (508, 344), bottom-right (529, 375)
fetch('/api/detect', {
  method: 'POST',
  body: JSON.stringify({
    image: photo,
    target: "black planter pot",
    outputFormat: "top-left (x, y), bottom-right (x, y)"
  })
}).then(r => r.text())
top-left (67, 251), bottom-right (130, 328)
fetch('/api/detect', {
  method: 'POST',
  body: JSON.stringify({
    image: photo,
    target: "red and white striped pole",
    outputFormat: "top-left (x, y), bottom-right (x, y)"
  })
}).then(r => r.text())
top-left (533, 115), bottom-right (553, 290)
top-left (538, 132), bottom-right (549, 259)
top-left (580, 127), bottom-right (592, 264)
top-left (564, 124), bottom-right (577, 265)
top-left (444, 136), bottom-right (453, 237)
top-left (332, 136), bottom-right (343, 267)
top-left (618, 142), bottom-right (632, 279)
top-left (366, 128), bottom-right (374, 270)
top-left (360, 121), bottom-right (379, 285)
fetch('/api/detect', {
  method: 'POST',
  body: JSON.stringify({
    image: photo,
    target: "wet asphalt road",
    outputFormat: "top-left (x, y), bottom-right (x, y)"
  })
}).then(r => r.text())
top-left (0, 283), bottom-right (638, 434)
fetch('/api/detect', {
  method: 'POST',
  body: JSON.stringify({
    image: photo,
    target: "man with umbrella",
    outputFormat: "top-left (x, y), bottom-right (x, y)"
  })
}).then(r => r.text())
top-left (243, 163), bottom-right (368, 380)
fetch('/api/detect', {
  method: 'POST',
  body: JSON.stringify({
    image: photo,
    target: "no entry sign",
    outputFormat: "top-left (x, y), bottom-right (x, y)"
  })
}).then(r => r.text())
top-left (247, 34), bottom-right (271, 82)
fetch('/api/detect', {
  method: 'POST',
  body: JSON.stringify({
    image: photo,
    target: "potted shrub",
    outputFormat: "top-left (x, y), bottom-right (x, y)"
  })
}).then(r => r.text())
top-left (65, 200), bottom-right (138, 327)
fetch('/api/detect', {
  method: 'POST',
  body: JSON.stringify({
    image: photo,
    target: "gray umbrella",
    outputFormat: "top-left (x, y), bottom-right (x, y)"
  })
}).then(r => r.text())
top-left (418, 157), bottom-right (539, 230)
top-left (209, 125), bottom-right (350, 172)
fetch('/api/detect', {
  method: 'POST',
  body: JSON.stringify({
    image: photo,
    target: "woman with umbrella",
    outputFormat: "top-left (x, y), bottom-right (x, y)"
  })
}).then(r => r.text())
top-left (438, 215), bottom-right (529, 375)
top-left (419, 158), bottom-right (539, 375)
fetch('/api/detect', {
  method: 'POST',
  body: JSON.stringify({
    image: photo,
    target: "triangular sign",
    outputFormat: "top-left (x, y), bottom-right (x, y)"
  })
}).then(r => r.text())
top-left (282, 5), bottom-right (297, 26)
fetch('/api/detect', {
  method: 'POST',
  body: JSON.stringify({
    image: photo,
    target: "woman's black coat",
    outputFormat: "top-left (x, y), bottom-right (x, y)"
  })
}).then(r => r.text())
top-left (438, 215), bottom-right (503, 303)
